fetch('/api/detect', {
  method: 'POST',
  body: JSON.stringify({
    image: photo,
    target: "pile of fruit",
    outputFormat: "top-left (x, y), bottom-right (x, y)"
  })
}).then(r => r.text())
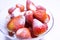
top-left (7, 0), bottom-right (50, 39)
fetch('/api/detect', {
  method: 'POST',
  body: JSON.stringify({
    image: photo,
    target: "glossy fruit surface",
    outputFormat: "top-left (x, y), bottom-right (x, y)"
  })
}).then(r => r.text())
top-left (25, 10), bottom-right (33, 25)
top-left (16, 28), bottom-right (31, 39)
top-left (7, 16), bottom-right (25, 32)
top-left (33, 10), bottom-right (50, 23)
top-left (33, 19), bottom-right (48, 36)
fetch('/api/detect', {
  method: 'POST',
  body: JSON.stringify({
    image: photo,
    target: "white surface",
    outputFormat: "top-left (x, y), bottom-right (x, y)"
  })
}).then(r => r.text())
top-left (0, 0), bottom-right (60, 40)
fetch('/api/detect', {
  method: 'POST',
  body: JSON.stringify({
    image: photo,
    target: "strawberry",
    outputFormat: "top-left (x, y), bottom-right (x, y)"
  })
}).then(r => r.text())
top-left (33, 10), bottom-right (50, 23)
top-left (33, 19), bottom-right (48, 36)
top-left (7, 16), bottom-right (25, 32)
top-left (16, 28), bottom-right (31, 39)
top-left (26, 0), bottom-right (36, 11)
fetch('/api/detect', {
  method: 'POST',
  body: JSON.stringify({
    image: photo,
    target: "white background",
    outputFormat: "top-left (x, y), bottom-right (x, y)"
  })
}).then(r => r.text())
top-left (0, 0), bottom-right (60, 40)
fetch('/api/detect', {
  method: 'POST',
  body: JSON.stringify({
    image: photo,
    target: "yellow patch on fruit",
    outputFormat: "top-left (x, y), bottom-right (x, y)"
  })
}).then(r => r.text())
top-left (7, 21), bottom-right (14, 31)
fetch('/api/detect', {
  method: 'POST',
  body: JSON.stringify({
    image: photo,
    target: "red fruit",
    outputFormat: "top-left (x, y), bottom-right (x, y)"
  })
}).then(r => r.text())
top-left (36, 5), bottom-right (46, 11)
top-left (31, 32), bottom-right (37, 38)
top-left (7, 16), bottom-right (25, 32)
top-left (33, 19), bottom-right (48, 36)
top-left (25, 10), bottom-right (33, 25)
top-left (16, 28), bottom-right (31, 39)
top-left (16, 4), bottom-right (24, 12)
top-left (44, 14), bottom-right (50, 23)
top-left (8, 7), bottom-right (16, 14)
top-left (33, 10), bottom-right (50, 23)
top-left (29, 27), bottom-right (37, 38)
top-left (25, 22), bottom-right (31, 28)
top-left (26, 0), bottom-right (36, 11)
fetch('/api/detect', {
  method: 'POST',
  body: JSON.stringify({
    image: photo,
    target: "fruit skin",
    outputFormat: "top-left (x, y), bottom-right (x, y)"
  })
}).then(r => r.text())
top-left (8, 7), bottom-right (16, 14)
top-left (33, 10), bottom-right (50, 23)
top-left (26, 0), bottom-right (36, 11)
top-left (16, 28), bottom-right (31, 39)
top-left (16, 4), bottom-right (24, 12)
top-left (29, 26), bottom-right (37, 38)
top-left (7, 16), bottom-right (25, 32)
top-left (25, 10), bottom-right (33, 25)
top-left (36, 5), bottom-right (46, 11)
top-left (33, 19), bottom-right (48, 36)
top-left (44, 14), bottom-right (50, 23)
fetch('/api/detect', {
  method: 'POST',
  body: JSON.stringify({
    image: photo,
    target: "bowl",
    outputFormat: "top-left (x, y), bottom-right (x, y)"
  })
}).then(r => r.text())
top-left (0, 9), bottom-right (54, 40)
top-left (0, 0), bottom-right (54, 40)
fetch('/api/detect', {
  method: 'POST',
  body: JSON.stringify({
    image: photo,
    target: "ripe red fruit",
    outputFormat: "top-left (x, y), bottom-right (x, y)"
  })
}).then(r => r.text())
top-left (31, 32), bottom-right (37, 38)
top-left (44, 14), bottom-right (50, 23)
top-left (25, 10), bottom-right (33, 25)
top-left (33, 10), bottom-right (50, 23)
top-left (16, 28), bottom-right (31, 39)
top-left (8, 7), bottom-right (16, 14)
top-left (26, 0), bottom-right (36, 11)
top-left (29, 27), bottom-right (37, 38)
top-left (16, 4), bottom-right (24, 12)
top-left (33, 19), bottom-right (48, 36)
top-left (7, 16), bottom-right (25, 32)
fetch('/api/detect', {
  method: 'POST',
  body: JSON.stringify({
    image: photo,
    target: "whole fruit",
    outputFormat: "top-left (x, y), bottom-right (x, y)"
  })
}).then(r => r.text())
top-left (33, 19), bottom-right (48, 36)
top-left (7, 16), bottom-right (25, 32)
top-left (16, 28), bottom-right (31, 39)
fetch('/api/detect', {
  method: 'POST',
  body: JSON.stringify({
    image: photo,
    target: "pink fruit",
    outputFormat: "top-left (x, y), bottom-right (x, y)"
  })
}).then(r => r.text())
top-left (26, 0), bottom-right (36, 11)
top-left (33, 19), bottom-right (48, 36)
top-left (8, 7), bottom-right (16, 14)
top-left (33, 10), bottom-right (50, 23)
top-left (16, 28), bottom-right (31, 39)
top-left (7, 16), bottom-right (25, 32)
top-left (25, 10), bottom-right (33, 25)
